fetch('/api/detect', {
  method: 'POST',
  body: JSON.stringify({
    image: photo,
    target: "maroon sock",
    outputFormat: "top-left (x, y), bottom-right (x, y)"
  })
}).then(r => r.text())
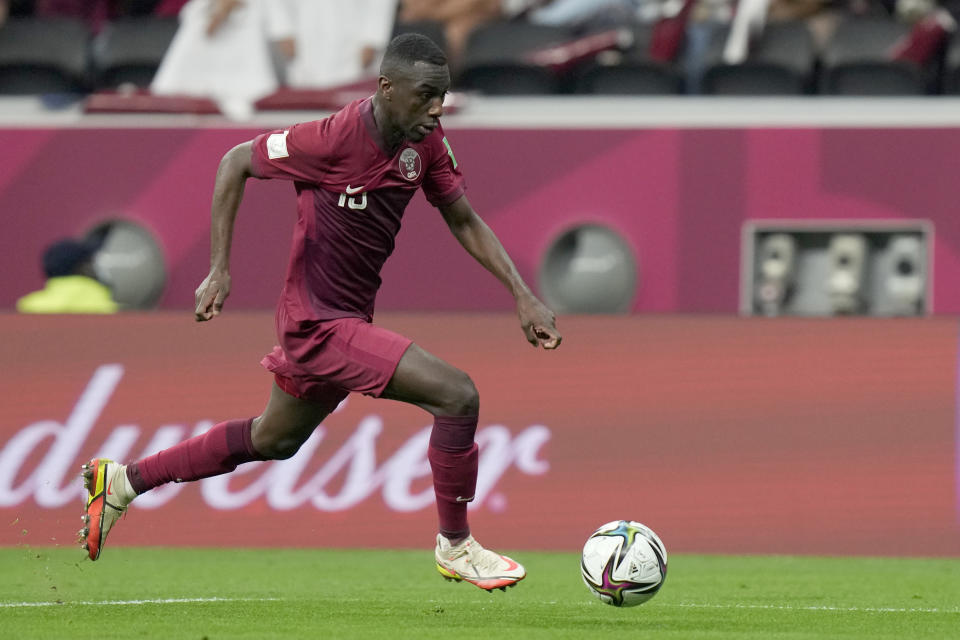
top-left (428, 415), bottom-right (478, 541)
top-left (126, 418), bottom-right (265, 494)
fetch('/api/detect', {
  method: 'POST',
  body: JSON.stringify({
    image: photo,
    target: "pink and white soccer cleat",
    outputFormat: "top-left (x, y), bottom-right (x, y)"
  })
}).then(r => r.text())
top-left (435, 534), bottom-right (526, 591)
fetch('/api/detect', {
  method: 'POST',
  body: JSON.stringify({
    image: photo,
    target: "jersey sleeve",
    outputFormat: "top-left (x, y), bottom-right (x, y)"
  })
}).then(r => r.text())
top-left (421, 129), bottom-right (465, 207)
top-left (250, 119), bottom-right (334, 183)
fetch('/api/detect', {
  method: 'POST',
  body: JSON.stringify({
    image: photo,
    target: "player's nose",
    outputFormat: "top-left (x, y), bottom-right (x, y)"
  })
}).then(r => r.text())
top-left (429, 97), bottom-right (444, 118)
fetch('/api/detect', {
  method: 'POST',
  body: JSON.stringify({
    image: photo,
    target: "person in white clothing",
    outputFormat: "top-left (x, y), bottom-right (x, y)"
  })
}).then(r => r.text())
top-left (150, 0), bottom-right (294, 119)
top-left (283, 0), bottom-right (399, 89)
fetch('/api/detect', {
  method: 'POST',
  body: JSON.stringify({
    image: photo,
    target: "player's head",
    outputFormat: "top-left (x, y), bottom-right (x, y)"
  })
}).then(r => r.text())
top-left (377, 33), bottom-right (450, 144)
top-left (41, 238), bottom-right (99, 279)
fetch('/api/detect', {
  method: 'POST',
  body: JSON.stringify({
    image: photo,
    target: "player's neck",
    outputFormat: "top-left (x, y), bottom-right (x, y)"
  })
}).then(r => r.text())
top-left (371, 95), bottom-right (406, 154)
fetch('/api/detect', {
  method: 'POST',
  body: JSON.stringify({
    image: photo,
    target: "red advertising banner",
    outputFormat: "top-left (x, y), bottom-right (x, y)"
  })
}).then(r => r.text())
top-left (1, 313), bottom-right (957, 556)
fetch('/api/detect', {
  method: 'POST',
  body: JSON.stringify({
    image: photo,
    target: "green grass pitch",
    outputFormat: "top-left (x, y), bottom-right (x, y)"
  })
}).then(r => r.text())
top-left (3, 547), bottom-right (959, 639)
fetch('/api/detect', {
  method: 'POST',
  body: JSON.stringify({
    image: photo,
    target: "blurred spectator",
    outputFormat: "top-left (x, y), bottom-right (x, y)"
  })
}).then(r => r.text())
top-left (34, 0), bottom-right (132, 32)
top-left (527, 0), bottom-right (644, 28)
top-left (766, 0), bottom-right (831, 54)
top-left (151, 0), bottom-right (191, 15)
top-left (722, 0), bottom-right (954, 68)
top-left (765, 0), bottom-right (892, 54)
top-left (889, 0), bottom-right (956, 65)
top-left (0, 0), bottom-right (172, 29)
top-left (723, 0), bottom-right (774, 64)
top-left (399, 0), bottom-right (505, 67)
top-left (648, 0), bottom-right (696, 62)
top-left (150, 0), bottom-right (293, 119)
top-left (283, 0), bottom-right (398, 89)
top-left (17, 238), bottom-right (118, 314)
top-left (683, 0), bottom-right (734, 92)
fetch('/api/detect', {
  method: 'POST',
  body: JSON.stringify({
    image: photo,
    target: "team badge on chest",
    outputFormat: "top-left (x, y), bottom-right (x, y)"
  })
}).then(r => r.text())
top-left (398, 148), bottom-right (422, 181)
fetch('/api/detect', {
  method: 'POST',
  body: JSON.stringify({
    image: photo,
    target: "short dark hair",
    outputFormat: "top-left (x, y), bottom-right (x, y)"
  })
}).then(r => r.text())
top-left (42, 238), bottom-right (95, 277)
top-left (380, 33), bottom-right (447, 76)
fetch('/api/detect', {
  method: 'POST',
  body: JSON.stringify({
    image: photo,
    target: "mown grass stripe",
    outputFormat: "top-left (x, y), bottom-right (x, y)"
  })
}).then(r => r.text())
top-left (666, 602), bottom-right (960, 614)
top-left (0, 597), bottom-right (280, 608)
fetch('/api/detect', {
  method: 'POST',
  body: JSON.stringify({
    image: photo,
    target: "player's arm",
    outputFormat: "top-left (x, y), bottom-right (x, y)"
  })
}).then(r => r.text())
top-left (195, 141), bottom-right (254, 321)
top-left (439, 194), bottom-right (562, 349)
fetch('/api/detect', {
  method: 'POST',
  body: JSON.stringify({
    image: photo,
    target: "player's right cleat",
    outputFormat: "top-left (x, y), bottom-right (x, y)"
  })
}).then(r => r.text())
top-left (79, 458), bottom-right (132, 561)
top-left (435, 534), bottom-right (526, 591)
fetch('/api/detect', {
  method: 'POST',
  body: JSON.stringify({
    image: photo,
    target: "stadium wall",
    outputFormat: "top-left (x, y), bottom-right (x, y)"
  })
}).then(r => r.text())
top-left (1, 312), bottom-right (957, 556)
top-left (3, 118), bottom-right (960, 312)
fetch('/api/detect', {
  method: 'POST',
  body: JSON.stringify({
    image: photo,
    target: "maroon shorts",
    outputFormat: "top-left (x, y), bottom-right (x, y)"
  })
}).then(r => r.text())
top-left (260, 316), bottom-right (412, 408)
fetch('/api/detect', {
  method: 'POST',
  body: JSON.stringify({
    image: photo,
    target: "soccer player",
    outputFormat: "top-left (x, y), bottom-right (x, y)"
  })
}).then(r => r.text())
top-left (79, 33), bottom-right (561, 592)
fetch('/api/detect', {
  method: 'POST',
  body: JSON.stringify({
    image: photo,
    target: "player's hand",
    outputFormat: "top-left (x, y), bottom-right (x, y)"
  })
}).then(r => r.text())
top-left (195, 268), bottom-right (231, 321)
top-left (517, 293), bottom-right (562, 349)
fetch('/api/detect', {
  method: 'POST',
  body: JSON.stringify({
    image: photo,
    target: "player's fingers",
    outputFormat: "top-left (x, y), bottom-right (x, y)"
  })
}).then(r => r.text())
top-left (195, 286), bottom-right (216, 321)
top-left (523, 324), bottom-right (539, 347)
top-left (536, 327), bottom-right (562, 350)
top-left (211, 287), bottom-right (228, 316)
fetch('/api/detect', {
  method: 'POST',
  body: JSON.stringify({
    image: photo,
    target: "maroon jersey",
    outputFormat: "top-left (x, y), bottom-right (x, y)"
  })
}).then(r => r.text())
top-left (250, 97), bottom-right (465, 322)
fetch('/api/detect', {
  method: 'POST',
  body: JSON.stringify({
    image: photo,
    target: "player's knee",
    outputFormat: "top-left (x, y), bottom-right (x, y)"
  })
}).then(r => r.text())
top-left (255, 436), bottom-right (302, 460)
top-left (443, 372), bottom-right (479, 416)
top-left (250, 419), bottom-right (305, 460)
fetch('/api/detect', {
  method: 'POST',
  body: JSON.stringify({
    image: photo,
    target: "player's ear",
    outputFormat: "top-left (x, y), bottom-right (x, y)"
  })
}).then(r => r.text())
top-left (378, 75), bottom-right (393, 101)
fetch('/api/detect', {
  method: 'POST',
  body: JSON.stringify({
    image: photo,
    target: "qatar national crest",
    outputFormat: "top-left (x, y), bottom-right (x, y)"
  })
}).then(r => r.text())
top-left (398, 148), bottom-right (421, 181)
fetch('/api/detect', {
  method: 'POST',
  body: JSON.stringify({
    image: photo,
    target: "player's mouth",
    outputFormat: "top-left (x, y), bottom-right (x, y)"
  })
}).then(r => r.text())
top-left (415, 123), bottom-right (436, 137)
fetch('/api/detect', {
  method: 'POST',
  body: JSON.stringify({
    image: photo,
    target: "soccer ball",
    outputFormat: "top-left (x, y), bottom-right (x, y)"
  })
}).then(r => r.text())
top-left (580, 520), bottom-right (667, 607)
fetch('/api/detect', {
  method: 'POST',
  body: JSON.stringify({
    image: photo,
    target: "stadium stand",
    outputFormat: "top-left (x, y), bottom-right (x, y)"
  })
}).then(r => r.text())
top-left (0, 17), bottom-right (90, 94)
top-left (703, 20), bottom-right (817, 95)
top-left (574, 23), bottom-right (683, 94)
top-left (457, 20), bottom-right (576, 95)
top-left (91, 16), bottom-right (178, 89)
top-left (2, 12), bottom-right (960, 103)
top-left (944, 31), bottom-right (960, 92)
top-left (576, 59), bottom-right (683, 94)
top-left (820, 17), bottom-right (925, 95)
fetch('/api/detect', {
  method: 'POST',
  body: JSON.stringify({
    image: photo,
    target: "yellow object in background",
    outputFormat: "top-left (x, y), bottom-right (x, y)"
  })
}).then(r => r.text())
top-left (16, 276), bottom-right (118, 314)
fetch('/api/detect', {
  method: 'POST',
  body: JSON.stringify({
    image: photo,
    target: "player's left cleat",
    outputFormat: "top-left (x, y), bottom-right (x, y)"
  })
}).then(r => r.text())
top-left (79, 458), bottom-right (132, 561)
top-left (435, 534), bottom-right (526, 592)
